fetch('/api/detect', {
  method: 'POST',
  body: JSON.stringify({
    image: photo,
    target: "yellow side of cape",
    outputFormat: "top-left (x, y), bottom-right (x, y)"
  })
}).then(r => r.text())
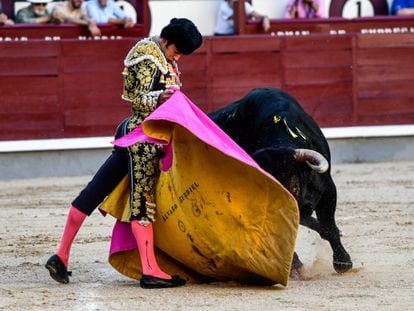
top-left (101, 125), bottom-right (299, 286)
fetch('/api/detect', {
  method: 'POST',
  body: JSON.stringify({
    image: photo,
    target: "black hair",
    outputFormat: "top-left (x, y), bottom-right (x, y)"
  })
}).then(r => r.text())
top-left (160, 18), bottom-right (203, 55)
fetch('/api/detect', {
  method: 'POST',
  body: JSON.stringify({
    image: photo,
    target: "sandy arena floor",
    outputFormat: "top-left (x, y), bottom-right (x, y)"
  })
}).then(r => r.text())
top-left (0, 161), bottom-right (413, 310)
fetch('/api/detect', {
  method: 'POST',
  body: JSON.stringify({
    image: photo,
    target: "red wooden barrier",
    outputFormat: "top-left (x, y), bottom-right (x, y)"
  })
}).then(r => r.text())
top-left (1, 33), bottom-right (414, 141)
top-left (0, 38), bottom-right (136, 140)
top-left (354, 34), bottom-right (414, 125)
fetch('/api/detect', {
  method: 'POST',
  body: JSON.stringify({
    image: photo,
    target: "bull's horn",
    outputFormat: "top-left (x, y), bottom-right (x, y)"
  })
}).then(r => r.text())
top-left (294, 149), bottom-right (329, 173)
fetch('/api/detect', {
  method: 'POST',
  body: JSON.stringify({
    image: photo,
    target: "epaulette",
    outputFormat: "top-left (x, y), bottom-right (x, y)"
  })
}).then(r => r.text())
top-left (123, 36), bottom-right (169, 74)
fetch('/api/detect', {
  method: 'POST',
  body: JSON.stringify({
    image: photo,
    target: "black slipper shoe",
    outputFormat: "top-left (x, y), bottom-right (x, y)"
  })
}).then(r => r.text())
top-left (140, 274), bottom-right (186, 289)
top-left (45, 254), bottom-right (72, 284)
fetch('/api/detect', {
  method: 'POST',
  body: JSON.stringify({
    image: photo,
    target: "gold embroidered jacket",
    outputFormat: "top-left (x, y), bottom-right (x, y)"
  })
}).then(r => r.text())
top-left (122, 36), bottom-right (181, 118)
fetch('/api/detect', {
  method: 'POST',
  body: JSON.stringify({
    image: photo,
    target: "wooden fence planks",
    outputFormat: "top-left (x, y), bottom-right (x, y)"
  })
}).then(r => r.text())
top-left (286, 83), bottom-right (354, 127)
top-left (210, 36), bottom-right (280, 53)
top-left (0, 41), bottom-right (59, 57)
top-left (354, 34), bottom-right (414, 125)
top-left (1, 32), bottom-right (414, 141)
top-left (0, 57), bottom-right (58, 76)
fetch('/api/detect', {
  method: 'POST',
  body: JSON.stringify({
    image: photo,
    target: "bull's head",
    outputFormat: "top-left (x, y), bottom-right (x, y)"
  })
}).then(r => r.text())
top-left (251, 147), bottom-right (329, 210)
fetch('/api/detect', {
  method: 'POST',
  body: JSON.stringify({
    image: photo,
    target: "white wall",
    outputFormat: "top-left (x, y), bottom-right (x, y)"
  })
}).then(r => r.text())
top-left (148, 0), bottom-right (395, 36)
top-left (253, 0), bottom-right (289, 18)
top-left (149, 0), bottom-right (221, 36)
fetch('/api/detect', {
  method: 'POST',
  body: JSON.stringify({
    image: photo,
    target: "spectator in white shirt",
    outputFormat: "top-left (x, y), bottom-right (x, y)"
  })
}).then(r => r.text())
top-left (86, 0), bottom-right (134, 28)
top-left (214, 0), bottom-right (270, 36)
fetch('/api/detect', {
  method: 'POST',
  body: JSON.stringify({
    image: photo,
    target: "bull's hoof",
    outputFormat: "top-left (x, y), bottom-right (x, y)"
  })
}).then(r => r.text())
top-left (333, 260), bottom-right (353, 273)
top-left (291, 252), bottom-right (304, 271)
top-left (290, 252), bottom-right (304, 279)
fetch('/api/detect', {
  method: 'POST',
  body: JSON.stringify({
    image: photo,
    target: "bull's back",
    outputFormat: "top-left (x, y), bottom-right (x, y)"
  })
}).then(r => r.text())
top-left (210, 88), bottom-right (331, 160)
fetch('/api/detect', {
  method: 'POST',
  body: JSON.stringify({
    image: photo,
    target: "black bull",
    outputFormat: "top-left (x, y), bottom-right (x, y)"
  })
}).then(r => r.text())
top-left (209, 87), bottom-right (353, 273)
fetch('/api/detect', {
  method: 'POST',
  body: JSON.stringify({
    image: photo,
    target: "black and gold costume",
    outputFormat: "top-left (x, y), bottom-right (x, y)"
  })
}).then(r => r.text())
top-left (122, 36), bottom-right (181, 226)
top-left (72, 36), bottom-right (181, 226)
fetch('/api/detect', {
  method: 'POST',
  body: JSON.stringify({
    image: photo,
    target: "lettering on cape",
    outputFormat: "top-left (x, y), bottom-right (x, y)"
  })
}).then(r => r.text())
top-left (179, 182), bottom-right (199, 203)
top-left (161, 182), bottom-right (200, 222)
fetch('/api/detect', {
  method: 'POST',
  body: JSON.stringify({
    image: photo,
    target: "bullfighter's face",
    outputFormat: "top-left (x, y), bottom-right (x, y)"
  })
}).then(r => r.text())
top-left (160, 38), bottom-right (182, 63)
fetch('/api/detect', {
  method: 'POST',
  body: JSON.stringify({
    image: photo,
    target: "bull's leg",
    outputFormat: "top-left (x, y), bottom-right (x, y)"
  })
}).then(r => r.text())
top-left (290, 251), bottom-right (304, 278)
top-left (300, 214), bottom-right (320, 232)
top-left (315, 178), bottom-right (352, 273)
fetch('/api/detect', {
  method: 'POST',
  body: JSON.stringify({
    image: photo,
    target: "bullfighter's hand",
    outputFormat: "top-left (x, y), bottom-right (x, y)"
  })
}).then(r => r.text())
top-left (158, 89), bottom-right (175, 106)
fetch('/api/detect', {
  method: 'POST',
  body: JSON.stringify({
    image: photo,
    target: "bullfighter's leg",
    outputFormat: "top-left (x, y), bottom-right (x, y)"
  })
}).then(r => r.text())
top-left (127, 141), bottom-right (186, 288)
top-left (46, 122), bottom-right (129, 284)
top-left (315, 178), bottom-right (352, 273)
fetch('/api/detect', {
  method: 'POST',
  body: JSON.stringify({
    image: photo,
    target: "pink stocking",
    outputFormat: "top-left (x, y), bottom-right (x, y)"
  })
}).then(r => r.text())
top-left (56, 205), bottom-right (86, 268)
top-left (131, 220), bottom-right (171, 279)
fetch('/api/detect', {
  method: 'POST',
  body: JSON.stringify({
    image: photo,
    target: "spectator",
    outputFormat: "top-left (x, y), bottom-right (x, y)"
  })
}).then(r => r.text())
top-left (86, 0), bottom-right (134, 28)
top-left (0, 0), bottom-right (14, 25)
top-left (284, 0), bottom-right (326, 18)
top-left (391, 0), bottom-right (414, 15)
top-left (214, 0), bottom-right (270, 36)
top-left (15, 0), bottom-right (52, 24)
top-left (0, 12), bottom-right (14, 25)
top-left (52, 0), bottom-right (101, 36)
